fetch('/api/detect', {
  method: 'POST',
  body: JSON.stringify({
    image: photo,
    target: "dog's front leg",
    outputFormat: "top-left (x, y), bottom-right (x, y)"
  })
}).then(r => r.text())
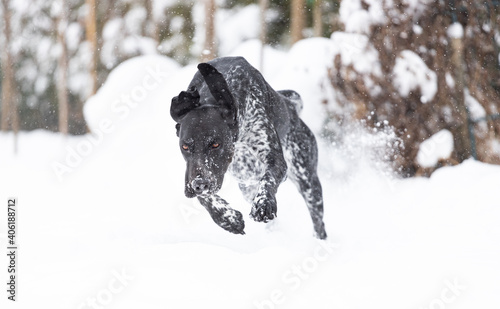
top-left (249, 147), bottom-right (287, 223)
top-left (197, 195), bottom-right (245, 235)
top-left (250, 173), bottom-right (278, 222)
top-left (240, 92), bottom-right (288, 223)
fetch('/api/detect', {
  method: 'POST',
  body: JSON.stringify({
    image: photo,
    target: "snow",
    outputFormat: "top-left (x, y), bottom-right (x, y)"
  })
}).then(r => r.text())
top-left (101, 18), bottom-right (125, 69)
top-left (34, 75), bottom-right (49, 95)
top-left (151, 0), bottom-right (179, 21)
top-left (227, 39), bottom-right (287, 80)
top-left (337, 0), bottom-right (434, 35)
top-left (393, 50), bottom-right (438, 103)
top-left (491, 139), bottom-right (500, 155)
top-left (217, 4), bottom-right (261, 56)
top-left (270, 38), bottom-right (338, 134)
top-left (339, 0), bottom-right (386, 34)
top-left (445, 72), bottom-right (455, 88)
top-left (416, 129), bottom-right (454, 168)
top-left (326, 31), bottom-right (383, 106)
top-left (330, 32), bottom-right (381, 77)
top-left (448, 22), bottom-right (464, 39)
top-left (100, 7), bottom-right (160, 71)
top-left (2, 37), bottom-right (500, 309)
top-left (68, 41), bottom-right (93, 99)
top-left (465, 89), bottom-right (488, 133)
top-left (102, 18), bottom-right (123, 42)
top-left (192, 3), bottom-right (262, 60)
top-left (84, 54), bottom-right (181, 135)
top-left (413, 24), bottom-right (423, 35)
top-left (124, 7), bottom-right (147, 35)
top-left (464, 89), bottom-right (486, 121)
top-left (122, 36), bottom-right (158, 56)
top-left (65, 22), bottom-right (82, 51)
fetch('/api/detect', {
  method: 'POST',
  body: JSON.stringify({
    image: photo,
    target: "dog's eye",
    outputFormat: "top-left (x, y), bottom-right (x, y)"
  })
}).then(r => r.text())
top-left (182, 145), bottom-right (189, 151)
top-left (212, 143), bottom-right (220, 149)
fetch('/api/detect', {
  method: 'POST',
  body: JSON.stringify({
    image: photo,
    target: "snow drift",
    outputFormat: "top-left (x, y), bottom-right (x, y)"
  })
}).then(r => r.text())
top-left (1, 38), bottom-right (500, 309)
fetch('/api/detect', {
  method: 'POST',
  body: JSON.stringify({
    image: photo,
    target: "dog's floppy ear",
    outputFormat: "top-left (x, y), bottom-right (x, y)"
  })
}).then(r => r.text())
top-left (197, 63), bottom-right (236, 120)
top-left (170, 86), bottom-right (200, 123)
top-left (175, 123), bottom-right (180, 137)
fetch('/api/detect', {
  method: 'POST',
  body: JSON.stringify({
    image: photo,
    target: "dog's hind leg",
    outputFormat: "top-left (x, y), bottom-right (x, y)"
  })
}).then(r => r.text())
top-left (197, 195), bottom-right (245, 235)
top-left (284, 120), bottom-right (327, 239)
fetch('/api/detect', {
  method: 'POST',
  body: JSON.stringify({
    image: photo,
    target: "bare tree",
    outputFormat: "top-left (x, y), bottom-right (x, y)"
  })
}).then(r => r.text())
top-left (449, 27), bottom-right (472, 161)
top-left (201, 0), bottom-right (216, 62)
top-left (144, 0), bottom-right (158, 41)
top-left (85, 0), bottom-right (98, 96)
top-left (291, 0), bottom-right (305, 44)
top-left (56, 0), bottom-right (69, 135)
top-left (0, 0), bottom-right (19, 141)
top-left (313, 0), bottom-right (323, 37)
top-left (259, 0), bottom-right (269, 72)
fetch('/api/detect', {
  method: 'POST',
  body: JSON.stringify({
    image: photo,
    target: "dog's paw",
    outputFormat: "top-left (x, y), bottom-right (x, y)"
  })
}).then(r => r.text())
top-left (212, 208), bottom-right (246, 235)
top-left (315, 225), bottom-right (327, 240)
top-left (250, 194), bottom-right (277, 223)
top-left (223, 208), bottom-right (246, 235)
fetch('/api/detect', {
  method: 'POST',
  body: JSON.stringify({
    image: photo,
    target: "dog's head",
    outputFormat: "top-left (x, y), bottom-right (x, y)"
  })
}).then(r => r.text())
top-left (171, 63), bottom-right (238, 198)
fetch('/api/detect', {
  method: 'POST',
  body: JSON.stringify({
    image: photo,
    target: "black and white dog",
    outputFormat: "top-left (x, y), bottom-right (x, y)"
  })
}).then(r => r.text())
top-left (170, 57), bottom-right (327, 239)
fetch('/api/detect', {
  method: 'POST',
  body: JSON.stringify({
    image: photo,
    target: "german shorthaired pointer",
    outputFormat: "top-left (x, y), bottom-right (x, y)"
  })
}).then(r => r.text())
top-left (170, 57), bottom-right (327, 239)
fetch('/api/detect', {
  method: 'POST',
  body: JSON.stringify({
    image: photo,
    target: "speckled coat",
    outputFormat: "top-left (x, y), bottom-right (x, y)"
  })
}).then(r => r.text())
top-left (171, 57), bottom-right (326, 239)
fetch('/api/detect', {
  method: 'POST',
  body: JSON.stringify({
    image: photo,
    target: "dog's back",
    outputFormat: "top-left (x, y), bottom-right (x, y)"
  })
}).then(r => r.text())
top-left (278, 89), bottom-right (304, 115)
top-left (189, 57), bottom-right (306, 144)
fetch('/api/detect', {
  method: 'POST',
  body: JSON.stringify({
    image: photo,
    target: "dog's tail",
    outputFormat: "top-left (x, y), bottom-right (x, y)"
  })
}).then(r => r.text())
top-left (278, 90), bottom-right (303, 115)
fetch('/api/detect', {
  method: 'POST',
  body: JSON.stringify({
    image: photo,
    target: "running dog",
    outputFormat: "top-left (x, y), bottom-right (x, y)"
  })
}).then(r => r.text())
top-left (170, 57), bottom-right (327, 239)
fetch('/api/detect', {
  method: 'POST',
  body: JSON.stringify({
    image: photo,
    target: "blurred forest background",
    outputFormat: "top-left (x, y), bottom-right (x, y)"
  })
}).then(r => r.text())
top-left (1, 0), bottom-right (500, 176)
top-left (0, 0), bottom-right (339, 135)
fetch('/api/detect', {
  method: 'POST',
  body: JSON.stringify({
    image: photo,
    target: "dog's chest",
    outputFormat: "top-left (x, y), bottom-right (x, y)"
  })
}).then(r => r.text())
top-left (228, 141), bottom-right (266, 185)
top-left (228, 94), bottom-right (274, 184)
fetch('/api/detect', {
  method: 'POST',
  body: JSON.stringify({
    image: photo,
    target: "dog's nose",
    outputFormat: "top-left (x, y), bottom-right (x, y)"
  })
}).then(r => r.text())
top-left (192, 178), bottom-right (210, 195)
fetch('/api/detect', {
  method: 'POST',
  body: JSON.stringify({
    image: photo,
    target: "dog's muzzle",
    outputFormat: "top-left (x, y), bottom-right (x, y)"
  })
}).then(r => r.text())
top-left (191, 177), bottom-right (211, 196)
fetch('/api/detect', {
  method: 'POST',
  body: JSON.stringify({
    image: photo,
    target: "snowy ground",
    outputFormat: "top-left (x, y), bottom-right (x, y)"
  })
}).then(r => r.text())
top-left (1, 39), bottom-right (500, 309)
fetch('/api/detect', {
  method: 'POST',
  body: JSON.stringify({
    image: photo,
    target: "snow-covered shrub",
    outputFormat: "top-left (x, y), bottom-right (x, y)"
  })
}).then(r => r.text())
top-left (329, 0), bottom-right (500, 176)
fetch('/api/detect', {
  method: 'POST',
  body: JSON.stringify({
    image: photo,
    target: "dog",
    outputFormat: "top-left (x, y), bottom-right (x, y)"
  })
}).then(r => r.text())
top-left (170, 57), bottom-right (327, 239)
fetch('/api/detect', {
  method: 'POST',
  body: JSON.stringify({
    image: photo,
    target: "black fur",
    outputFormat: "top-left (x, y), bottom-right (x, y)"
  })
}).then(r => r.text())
top-left (171, 57), bottom-right (326, 239)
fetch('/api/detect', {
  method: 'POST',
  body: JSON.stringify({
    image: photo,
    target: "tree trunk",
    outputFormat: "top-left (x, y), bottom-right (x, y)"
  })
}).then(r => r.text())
top-left (259, 0), bottom-right (268, 72)
top-left (201, 0), bottom-right (216, 62)
top-left (85, 0), bottom-right (97, 96)
top-left (450, 35), bottom-right (472, 161)
top-left (1, 0), bottom-right (19, 142)
top-left (144, 0), bottom-right (157, 41)
top-left (291, 0), bottom-right (305, 44)
top-left (313, 0), bottom-right (323, 37)
top-left (57, 0), bottom-right (69, 135)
